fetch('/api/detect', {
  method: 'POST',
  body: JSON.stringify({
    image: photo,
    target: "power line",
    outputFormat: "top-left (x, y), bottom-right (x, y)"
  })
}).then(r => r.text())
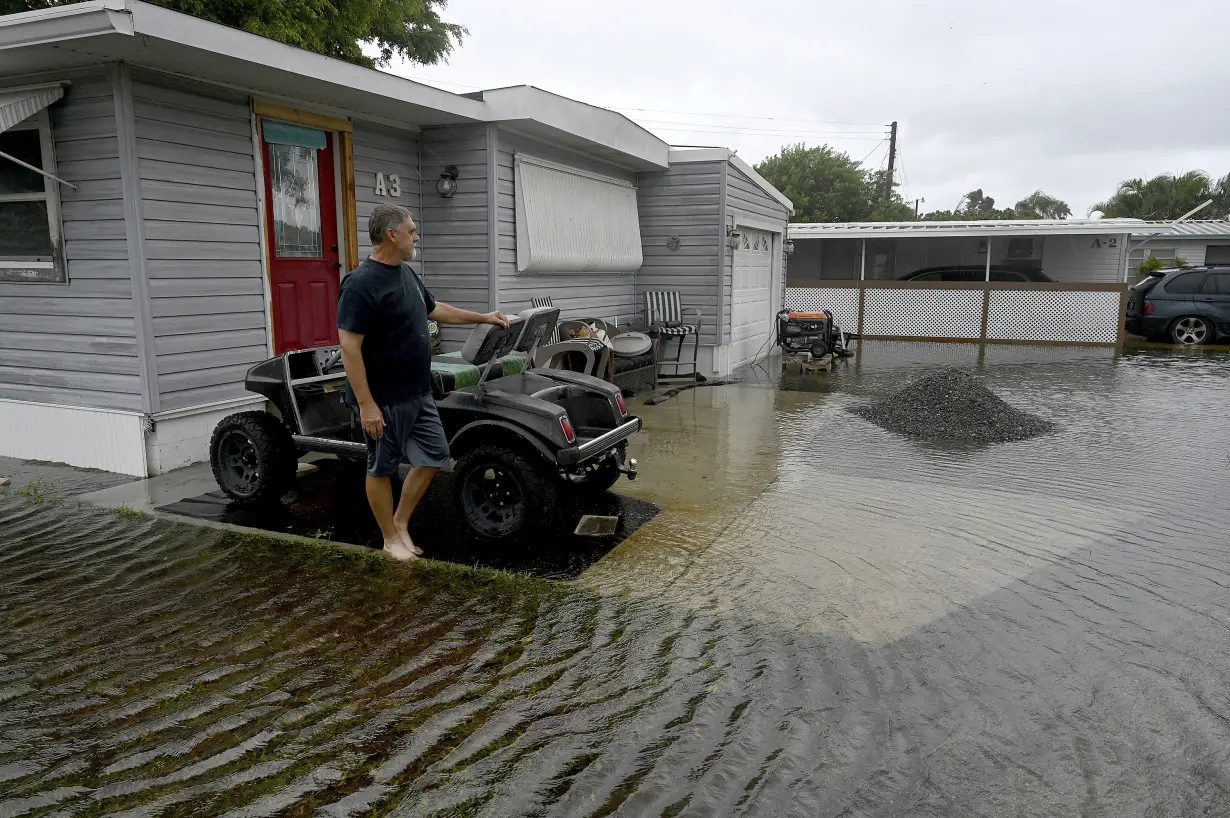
top-left (610, 106), bottom-right (888, 128)
top-left (633, 117), bottom-right (886, 135)
top-left (641, 125), bottom-right (888, 140)
top-left (401, 75), bottom-right (890, 129)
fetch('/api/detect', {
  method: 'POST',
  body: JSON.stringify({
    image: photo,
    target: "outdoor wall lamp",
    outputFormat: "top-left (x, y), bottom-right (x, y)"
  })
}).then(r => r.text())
top-left (783, 238), bottom-right (795, 254)
top-left (726, 225), bottom-right (741, 250)
top-left (436, 165), bottom-right (459, 198)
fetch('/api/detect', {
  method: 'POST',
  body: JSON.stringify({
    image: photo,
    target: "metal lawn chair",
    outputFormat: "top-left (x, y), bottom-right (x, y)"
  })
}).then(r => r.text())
top-left (643, 290), bottom-right (702, 380)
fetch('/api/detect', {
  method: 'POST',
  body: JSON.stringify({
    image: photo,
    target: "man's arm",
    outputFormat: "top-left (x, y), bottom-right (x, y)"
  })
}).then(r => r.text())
top-left (429, 302), bottom-right (509, 328)
top-left (338, 329), bottom-right (385, 439)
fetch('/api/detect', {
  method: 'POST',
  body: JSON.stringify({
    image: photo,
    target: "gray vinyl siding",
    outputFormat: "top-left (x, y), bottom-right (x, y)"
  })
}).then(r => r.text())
top-left (725, 165), bottom-right (790, 342)
top-left (1040, 234), bottom-right (1129, 284)
top-left (0, 71), bottom-right (142, 411)
top-left (131, 73), bottom-right (267, 410)
top-left (496, 129), bottom-right (640, 328)
top-left (419, 125), bottom-right (489, 348)
top-left (635, 161), bottom-right (722, 344)
top-left (353, 122), bottom-right (421, 262)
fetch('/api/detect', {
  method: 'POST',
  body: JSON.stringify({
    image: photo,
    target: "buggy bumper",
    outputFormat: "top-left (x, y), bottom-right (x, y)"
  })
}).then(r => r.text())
top-left (560, 417), bottom-right (642, 467)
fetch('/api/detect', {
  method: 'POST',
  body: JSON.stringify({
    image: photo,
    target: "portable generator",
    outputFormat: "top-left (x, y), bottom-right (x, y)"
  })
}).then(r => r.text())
top-left (775, 309), bottom-right (854, 359)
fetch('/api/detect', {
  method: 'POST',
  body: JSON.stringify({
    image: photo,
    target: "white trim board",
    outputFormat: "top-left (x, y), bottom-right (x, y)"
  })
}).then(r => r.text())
top-left (734, 214), bottom-right (785, 234)
top-left (0, 398), bottom-right (148, 476)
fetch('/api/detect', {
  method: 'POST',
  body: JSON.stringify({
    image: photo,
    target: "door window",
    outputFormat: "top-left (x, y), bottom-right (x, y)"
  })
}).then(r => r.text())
top-left (269, 143), bottom-right (323, 258)
top-left (1202, 272), bottom-right (1230, 295)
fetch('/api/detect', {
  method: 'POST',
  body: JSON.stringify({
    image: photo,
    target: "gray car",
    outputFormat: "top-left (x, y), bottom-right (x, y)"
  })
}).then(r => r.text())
top-left (1125, 265), bottom-right (1230, 345)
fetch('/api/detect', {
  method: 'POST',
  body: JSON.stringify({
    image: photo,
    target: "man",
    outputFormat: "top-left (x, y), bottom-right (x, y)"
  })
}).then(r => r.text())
top-left (337, 204), bottom-right (508, 561)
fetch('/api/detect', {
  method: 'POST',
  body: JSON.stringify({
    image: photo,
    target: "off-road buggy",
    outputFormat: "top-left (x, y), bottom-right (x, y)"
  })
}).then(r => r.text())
top-left (208, 306), bottom-right (641, 541)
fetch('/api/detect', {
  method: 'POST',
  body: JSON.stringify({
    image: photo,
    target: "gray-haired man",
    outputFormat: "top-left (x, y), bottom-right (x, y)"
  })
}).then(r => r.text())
top-left (337, 204), bottom-right (508, 561)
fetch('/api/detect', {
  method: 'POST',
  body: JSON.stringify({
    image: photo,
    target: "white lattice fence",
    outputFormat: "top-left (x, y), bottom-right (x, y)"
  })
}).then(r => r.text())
top-left (784, 287), bottom-right (860, 330)
top-left (986, 290), bottom-right (1121, 343)
top-left (863, 289), bottom-right (984, 339)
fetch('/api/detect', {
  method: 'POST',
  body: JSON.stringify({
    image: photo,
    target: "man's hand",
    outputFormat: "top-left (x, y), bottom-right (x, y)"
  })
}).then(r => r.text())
top-left (359, 402), bottom-right (385, 439)
top-left (482, 311), bottom-right (510, 328)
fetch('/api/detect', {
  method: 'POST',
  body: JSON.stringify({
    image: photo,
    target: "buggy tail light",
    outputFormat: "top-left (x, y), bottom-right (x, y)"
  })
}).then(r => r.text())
top-left (1143, 299), bottom-right (1155, 314)
top-left (559, 415), bottom-right (576, 443)
top-left (615, 394), bottom-right (627, 417)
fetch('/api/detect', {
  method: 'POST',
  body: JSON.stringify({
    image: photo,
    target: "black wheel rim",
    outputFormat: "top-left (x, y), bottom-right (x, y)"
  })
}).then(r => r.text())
top-left (218, 430), bottom-right (261, 496)
top-left (461, 463), bottom-right (526, 537)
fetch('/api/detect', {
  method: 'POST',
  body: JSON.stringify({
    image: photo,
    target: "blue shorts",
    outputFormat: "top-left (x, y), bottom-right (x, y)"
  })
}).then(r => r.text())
top-left (363, 394), bottom-right (451, 476)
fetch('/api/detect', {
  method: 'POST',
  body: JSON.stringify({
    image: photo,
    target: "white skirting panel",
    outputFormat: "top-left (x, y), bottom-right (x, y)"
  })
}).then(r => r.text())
top-left (0, 398), bottom-right (149, 477)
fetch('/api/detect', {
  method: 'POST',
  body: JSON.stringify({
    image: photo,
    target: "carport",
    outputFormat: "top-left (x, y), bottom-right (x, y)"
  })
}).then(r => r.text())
top-left (785, 220), bottom-right (1141, 346)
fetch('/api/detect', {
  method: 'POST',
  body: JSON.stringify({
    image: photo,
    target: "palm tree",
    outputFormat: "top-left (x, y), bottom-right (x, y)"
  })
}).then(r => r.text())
top-left (1090, 171), bottom-right (1213, 219)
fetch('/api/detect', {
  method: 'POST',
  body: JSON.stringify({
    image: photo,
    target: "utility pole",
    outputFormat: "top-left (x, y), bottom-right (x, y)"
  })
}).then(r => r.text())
top-left (884, 120), bottom-right (898, 202)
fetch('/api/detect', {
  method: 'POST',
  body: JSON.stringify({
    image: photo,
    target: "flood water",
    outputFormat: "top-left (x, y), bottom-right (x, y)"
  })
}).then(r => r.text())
top-left (3, 341), bottom-right (1229, 817)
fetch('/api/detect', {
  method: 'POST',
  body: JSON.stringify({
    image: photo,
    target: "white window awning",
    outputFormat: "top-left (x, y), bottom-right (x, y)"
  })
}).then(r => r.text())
top-left (0, 83), bottom-right (77, 191)
top-left (0, 84), bottom-right (65, 134)
top-left (514, 154), bottom-right (643, 274)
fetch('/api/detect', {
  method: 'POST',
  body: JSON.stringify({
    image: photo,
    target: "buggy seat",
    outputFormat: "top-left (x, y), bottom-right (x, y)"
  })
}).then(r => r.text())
top-left (428, 304), bottom-right (560, 397)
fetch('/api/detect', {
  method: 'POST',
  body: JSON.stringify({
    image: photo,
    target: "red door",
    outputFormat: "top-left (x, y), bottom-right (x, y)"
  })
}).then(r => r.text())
top-left (262, 128), bottom-right (340, 354)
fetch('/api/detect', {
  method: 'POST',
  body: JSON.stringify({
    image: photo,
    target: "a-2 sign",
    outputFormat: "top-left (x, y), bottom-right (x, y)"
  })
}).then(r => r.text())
top-left (1090, 237), bottom-right (1119, 248)
top-left (374, 172), bottom-right (401, 197)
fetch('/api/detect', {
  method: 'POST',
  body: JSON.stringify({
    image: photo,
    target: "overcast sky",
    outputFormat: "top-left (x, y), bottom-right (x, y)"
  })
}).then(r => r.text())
top-left (391, 0), bottom-right (1230, 219)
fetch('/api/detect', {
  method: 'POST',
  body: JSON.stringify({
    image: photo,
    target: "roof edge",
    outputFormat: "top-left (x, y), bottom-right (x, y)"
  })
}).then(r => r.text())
top-left (473, 85), bottom-right (669, 170)
top-left (0, 0), bottom-right (132, 50)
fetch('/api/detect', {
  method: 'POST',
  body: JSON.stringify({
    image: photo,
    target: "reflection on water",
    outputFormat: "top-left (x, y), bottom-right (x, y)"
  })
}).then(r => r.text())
top-left (3, 341), bottom-right (1230, 816)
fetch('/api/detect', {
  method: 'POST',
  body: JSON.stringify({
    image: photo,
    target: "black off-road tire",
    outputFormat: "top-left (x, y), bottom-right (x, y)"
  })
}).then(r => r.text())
top-left (452, 443), bottom-right (560, 542)
top-left (209, 411), bottom-right (298, 505)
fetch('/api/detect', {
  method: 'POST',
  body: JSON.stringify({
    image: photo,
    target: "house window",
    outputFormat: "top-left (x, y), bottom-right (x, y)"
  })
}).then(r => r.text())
top-left (0, 110), bottom-right (65, 283)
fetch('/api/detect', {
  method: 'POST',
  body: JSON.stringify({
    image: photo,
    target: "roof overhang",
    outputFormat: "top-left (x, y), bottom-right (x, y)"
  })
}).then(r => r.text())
top-left (1128, 220), bottom-right (1230, 240)
top-left (467, 86), bottom-right (669, 172)
top-left (0, 0), bottom-right (485, 127)
top-left (789, 218), bottom-right (1145, 240)
top-left (669, 147), bottom-right (794, 214)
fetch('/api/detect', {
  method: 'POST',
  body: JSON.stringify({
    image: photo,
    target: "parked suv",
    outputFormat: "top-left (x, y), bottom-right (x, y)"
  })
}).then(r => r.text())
top-left (899, 265), bottom-right (1055, 282)
top-left (1125, 265), bottom-right (1230, 345)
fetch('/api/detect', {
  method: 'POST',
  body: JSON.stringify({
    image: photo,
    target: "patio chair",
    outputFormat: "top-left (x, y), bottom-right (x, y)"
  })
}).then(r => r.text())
top-left (643, 290), bottom-right (702, 380)
top-left (530, 296), bottom-right (561, 344)
top-left (528, 296), bottom-right (614, 379)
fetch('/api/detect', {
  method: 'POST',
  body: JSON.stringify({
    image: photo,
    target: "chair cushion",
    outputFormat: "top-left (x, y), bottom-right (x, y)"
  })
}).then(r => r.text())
top-left (613, 351), bottom-right (656, 374)
top-left (430, 353), bottom-right (525, 393)
top-left (653, 324), bottom-right (697, 336)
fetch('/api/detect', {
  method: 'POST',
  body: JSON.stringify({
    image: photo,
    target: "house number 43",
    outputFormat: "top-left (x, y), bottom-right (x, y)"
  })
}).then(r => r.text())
top-left (374, 173), bottom-right (401, 197)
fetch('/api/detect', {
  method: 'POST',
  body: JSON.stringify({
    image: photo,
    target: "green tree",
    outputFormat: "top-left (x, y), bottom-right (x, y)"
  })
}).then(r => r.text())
top-left (1090, 171), bottom-right (1221, 220)
top-left (921, 189), bottom-right (1018, 221)
top-left (754, 144), bottom-right (915, 223)
top-left (1014, 189), bottom-right (1072, 219)
top-left (2, 0), bottom-right (466, 67)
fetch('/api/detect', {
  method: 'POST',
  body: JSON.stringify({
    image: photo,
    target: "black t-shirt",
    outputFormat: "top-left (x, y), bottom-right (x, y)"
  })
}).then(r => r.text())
top-left (336, 259), bottom-right (437, 405)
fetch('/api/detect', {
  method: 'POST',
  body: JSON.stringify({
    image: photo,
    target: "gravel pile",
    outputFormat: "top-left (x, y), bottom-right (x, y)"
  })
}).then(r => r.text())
top-left (851, 368), bottom-right (1055, 443)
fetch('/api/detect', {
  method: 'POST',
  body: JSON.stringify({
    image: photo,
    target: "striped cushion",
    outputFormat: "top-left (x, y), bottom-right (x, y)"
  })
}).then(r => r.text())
top-left (530, 296), bottom-right (559, 344)
top-left (644, 290), bottom-right (683, 326)
top-left (655, 324), bottom-right (696, 336)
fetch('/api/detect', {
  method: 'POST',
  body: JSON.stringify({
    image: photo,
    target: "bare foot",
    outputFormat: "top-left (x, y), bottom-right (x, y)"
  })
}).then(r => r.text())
top-left (383, 538), bottom-right (417, 561)
top-left (395, 527), bottom-right (423, 556)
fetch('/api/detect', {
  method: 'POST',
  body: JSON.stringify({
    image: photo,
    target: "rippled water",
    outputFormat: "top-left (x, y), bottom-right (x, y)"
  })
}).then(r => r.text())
top-left (3, 342), bottom-right (1230, 816)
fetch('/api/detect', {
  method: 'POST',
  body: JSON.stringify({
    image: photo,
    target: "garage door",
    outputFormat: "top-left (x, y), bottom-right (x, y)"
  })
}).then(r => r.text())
top-left (731, 228), bottom-right (775, 368)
